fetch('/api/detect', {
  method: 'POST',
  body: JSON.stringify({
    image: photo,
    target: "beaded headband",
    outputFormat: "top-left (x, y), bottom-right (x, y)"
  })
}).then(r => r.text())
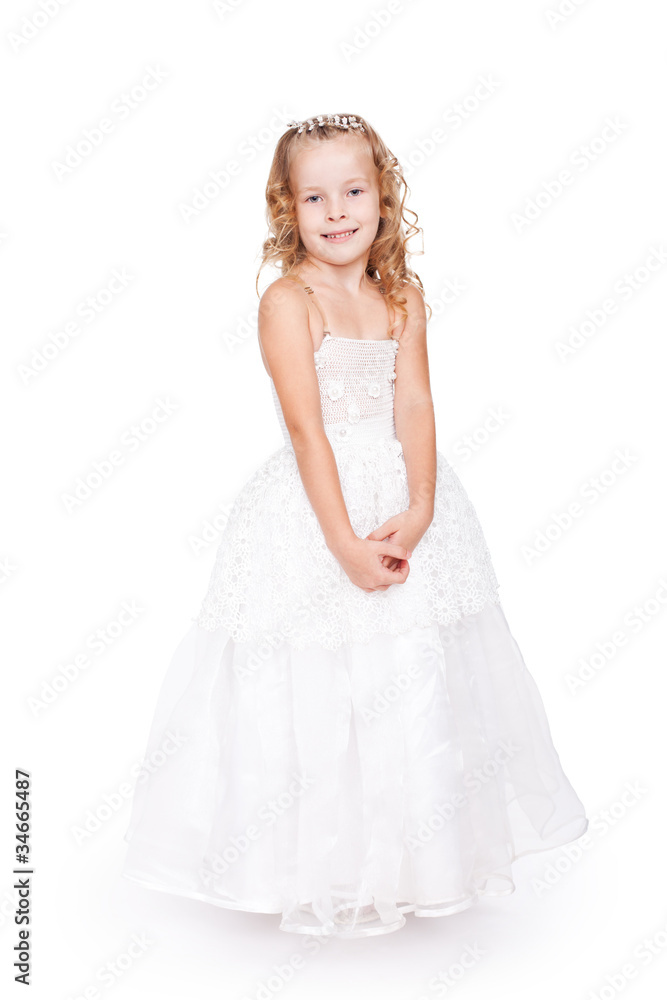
top-left (285, 114), bottom-right (366, 135)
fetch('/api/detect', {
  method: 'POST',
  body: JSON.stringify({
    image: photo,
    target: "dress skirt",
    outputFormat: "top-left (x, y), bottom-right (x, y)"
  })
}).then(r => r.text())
top-left (121, 436), bottom-right (589, 937)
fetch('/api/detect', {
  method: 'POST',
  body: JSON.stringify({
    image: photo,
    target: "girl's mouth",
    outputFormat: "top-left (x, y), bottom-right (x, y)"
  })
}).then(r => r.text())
top-left (322, 229), bottom-right (358, 242)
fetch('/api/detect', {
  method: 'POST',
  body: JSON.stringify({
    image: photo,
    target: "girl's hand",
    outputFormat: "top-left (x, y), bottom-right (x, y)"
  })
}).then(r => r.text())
top-left (335, 536), bottom-right (412, 593)
top-left (365, 508), bottom-right (432, 573)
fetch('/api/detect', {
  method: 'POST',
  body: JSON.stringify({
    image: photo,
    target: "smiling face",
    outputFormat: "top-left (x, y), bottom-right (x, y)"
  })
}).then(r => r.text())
top-left (289, 133), bottom-right (383, 272)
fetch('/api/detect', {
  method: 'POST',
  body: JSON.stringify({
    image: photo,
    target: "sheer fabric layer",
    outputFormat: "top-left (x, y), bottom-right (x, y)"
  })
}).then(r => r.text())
top-left (122, 604), bottom-right (589, 938)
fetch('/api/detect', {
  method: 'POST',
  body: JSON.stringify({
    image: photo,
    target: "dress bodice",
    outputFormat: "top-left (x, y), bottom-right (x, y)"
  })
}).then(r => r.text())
top-left (270, 333), bottom-right (399, 449)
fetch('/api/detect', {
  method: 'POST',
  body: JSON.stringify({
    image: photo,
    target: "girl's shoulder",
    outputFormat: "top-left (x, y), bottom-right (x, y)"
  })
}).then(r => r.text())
top-left (394, 280), bottom-right (427, 338)
top-left (260, 274), bottom-right (306, 303)
top-left (258, 276), bottom-right (309, 322)
top-left (257, 277), bottom-right (312, 357)
top-left (400, 280), bottom-right (426, 305)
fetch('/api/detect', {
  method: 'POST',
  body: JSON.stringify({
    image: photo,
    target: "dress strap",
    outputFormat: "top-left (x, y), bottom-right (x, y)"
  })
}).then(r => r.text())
top-left (285, 274), bottom-right (330, 334)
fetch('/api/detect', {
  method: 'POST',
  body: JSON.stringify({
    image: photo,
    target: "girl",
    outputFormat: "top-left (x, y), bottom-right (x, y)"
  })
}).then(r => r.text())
top-left (121, 112), bottom-right (589, 939)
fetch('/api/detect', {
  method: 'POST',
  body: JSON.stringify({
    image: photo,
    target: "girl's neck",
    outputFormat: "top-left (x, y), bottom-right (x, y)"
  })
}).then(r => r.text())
top-left (295, 262), bottom-right (376, 297)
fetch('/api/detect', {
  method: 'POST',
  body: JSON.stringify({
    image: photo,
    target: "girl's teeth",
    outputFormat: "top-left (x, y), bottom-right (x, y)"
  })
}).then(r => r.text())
top-left (325, 231), bottom-right (354, 239)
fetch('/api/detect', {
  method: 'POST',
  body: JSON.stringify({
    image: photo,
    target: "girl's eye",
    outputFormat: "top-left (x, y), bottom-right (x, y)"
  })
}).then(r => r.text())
top-left (305, 189), bottom-right (363, 203)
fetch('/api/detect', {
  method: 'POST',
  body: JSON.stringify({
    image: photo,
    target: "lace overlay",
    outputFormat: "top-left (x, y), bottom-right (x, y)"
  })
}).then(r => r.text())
top-left (195, 334), bottom-right (501, 649)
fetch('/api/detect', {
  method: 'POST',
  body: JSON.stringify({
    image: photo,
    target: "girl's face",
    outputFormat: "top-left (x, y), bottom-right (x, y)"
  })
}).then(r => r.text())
top-left (290, 134), bottom-right (383, 271)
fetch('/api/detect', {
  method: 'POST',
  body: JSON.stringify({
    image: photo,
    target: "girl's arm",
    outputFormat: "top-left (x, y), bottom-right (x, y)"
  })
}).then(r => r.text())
top-left (393, 283), bottom-right (437, 524)
top-left (258, 278), bottom-right (411, 592)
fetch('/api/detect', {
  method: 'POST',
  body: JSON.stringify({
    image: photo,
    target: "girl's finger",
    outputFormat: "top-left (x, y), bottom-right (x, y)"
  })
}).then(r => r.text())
top-left (374, 540), bottom-right (411, 561)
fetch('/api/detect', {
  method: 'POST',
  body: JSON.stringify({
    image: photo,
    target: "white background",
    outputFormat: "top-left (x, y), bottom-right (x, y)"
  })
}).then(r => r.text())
top-left (2, 0), bottom-right (666, 997)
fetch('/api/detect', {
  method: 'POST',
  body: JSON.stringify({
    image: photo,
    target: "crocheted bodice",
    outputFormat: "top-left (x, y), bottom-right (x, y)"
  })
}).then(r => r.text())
top-left (195, 275), bottom-right (502, 648)
top-left (270, 334), bottom-right (399, 449)
top-left (269, 277), bottom-right (400, 450)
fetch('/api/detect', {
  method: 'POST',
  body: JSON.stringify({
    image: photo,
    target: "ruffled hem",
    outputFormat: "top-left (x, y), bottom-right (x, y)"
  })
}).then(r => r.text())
top-left (122, 825), bottom-right (588, 938)
top-left (121, 601), bottom-right (589, 938)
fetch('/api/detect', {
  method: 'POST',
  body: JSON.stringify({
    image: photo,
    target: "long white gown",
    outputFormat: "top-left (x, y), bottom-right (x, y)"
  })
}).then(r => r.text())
top-left (121, 285), bottom-right (589, 938)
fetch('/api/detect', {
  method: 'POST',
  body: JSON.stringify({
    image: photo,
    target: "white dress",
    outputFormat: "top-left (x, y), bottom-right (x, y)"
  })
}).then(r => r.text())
top-left (121, 279), bottom-right (589, 938)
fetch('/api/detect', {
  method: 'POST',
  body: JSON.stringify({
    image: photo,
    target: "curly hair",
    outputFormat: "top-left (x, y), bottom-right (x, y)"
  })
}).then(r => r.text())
top-left (255, 113), bottom-right (432, 336)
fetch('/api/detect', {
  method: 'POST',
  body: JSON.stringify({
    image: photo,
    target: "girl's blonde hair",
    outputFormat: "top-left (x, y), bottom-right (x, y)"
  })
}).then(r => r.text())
top-left (256, 113), bottom-right (432, 336)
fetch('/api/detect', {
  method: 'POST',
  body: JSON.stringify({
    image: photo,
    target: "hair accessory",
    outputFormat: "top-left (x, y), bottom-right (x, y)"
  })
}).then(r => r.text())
top-left (286, 114), bottom-right (365, 135)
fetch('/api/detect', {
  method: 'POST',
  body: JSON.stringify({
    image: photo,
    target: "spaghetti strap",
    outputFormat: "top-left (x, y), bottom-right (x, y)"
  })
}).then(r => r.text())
top-left (285, 274), bottom-right (330, 334)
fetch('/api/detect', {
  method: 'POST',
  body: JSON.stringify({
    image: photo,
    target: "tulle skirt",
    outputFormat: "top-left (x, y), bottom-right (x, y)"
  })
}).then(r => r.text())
top-left (121, 599), bottom-right (589, 938)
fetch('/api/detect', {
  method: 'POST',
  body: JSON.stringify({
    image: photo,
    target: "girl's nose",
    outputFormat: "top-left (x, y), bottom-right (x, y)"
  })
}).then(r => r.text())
top-left (327, 204), bottom-right (347, 221)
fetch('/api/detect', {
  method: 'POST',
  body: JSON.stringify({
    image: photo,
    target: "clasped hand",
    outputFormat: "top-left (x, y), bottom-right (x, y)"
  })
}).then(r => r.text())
top-left (336, 507), bottom-right (432, 594)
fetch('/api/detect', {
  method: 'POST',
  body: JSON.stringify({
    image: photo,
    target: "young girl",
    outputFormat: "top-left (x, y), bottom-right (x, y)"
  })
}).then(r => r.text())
top-left (121, 112), bottom-right (589, 939)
